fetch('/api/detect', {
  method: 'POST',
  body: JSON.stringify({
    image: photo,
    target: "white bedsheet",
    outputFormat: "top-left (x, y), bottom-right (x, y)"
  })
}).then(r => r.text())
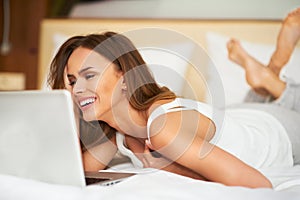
top-left (1, 163), bottom-right (300, 200)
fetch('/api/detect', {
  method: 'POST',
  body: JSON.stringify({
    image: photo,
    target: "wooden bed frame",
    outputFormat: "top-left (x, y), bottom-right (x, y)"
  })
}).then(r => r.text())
top-left (38, 18), bottom-right (282, 100)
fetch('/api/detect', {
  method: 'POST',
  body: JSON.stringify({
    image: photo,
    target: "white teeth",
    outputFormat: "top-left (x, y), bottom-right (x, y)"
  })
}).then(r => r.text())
top-left (80, 98), bottom-right (95, 107)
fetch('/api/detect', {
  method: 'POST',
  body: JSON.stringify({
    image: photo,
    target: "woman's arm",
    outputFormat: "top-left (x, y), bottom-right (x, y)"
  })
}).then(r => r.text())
top-left (83, 135), bottom-right (118, 172)
top-left (142, 142), bottom-right (207, 180)
top-left (125, 134), bottom-right (207, 180)
top-left (148, 112), bottom-right (272, 188)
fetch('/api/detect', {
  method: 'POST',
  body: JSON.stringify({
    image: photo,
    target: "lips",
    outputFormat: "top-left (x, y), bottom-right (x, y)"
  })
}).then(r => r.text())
top-left (78, 97), bottom-right (96, 110)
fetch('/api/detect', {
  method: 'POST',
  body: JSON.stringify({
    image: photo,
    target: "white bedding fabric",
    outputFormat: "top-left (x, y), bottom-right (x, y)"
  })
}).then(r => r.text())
top-left (1, 163), bottom-right (300, 200)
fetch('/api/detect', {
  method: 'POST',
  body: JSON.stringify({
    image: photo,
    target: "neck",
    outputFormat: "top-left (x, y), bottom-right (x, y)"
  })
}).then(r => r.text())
top-left (102, 99), bottom-right (148, 139)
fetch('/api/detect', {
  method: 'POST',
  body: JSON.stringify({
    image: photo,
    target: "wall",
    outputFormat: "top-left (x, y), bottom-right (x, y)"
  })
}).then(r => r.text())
top-left (0, 0), bottom-right (48, 89)
top-left (70, 0), bottom-right (299, 20)
top-left (1, 0), bottom-right (299, 89)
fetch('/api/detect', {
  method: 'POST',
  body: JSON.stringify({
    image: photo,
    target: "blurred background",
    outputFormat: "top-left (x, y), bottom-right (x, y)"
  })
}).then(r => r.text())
top-left (0, 0), bottom-right (298, 90)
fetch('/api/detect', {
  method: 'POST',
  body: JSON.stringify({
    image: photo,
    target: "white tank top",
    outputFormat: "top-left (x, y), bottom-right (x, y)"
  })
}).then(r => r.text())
top-left (116, 133), bottom-right (143, 168)
top-left (147, 98), bottom-right (293, 168)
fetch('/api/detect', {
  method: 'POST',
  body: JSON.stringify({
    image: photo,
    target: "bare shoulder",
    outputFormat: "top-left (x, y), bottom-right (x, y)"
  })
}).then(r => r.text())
top-left (148, 111), bottom-right (192, 151)
top-left (147, 99), bottom-right (216, 149)
top-left (147, 99), bottom-right (175, 116)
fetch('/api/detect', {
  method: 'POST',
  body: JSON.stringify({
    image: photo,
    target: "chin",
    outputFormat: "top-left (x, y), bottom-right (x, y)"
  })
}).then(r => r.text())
top-left (82, 111), bottom-right (97, 122)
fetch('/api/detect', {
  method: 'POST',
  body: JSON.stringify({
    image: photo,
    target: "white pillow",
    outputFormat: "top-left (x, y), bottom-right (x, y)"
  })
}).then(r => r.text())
top-left (139, 42), bottom-right (195, 97)
top-left (205, 32), bottom-right (300, 106)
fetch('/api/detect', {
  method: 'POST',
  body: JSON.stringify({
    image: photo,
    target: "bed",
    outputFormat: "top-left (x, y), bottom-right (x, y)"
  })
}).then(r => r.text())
top-left (2, 18), bottom-right (300, 199)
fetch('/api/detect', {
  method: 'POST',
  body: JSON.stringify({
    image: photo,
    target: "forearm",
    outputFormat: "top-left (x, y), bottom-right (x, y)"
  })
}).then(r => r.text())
top-left (176, 145), bottom-right (273, 188)
top-left (83, 150), bottom-right (108, 171)
top-left (161, 162), bottom-right (207, 181)
top-left (151, 134), bottom-right (272, 188)
top-left (83, 136), bottom-right (118, 172)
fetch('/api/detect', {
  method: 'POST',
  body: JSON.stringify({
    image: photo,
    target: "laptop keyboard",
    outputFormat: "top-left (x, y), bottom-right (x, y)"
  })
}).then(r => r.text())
top-left (85, 177), bottom-right (109, 185)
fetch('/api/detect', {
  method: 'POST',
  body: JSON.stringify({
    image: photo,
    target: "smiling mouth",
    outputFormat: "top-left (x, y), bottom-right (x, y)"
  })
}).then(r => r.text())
top-left (79, 97), bottom-right (96, 108)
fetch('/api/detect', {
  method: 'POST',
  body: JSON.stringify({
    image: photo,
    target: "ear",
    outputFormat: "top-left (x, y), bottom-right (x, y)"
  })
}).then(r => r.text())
top-left (121, 76), bottom-right (127, 91)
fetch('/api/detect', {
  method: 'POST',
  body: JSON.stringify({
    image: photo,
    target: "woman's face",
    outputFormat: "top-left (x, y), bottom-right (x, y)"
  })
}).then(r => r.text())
top-left (66, 47), bottom-right (124, 122)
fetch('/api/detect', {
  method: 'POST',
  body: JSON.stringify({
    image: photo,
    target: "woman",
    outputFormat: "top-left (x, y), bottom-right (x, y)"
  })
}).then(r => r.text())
top-left (47, 30), bottom-right (300, 189)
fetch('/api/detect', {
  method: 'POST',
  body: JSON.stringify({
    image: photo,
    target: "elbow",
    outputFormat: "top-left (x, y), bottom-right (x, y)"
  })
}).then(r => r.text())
top-left (224, 170), bottom-right (273, 189)
top-left (253, 178), bottom-right (273, 189)
top-left (248, 171), bottom-right (273, 189)
top-left (239, 174), bottom-right (273, 189)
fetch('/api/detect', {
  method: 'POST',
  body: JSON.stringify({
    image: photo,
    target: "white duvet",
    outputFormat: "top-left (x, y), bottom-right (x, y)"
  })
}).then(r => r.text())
top-left (1, 163), bottom-right (300, 200)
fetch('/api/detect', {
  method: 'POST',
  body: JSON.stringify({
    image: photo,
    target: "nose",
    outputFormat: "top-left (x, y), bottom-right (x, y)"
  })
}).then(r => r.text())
top-left (73, 78), bottom-right (86, 94)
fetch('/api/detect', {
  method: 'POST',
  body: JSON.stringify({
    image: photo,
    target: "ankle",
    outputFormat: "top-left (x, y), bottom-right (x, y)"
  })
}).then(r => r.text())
top-left (262, 70), bottom-right (286, 99)
top-left (269, 51), bottom-right (291, 70)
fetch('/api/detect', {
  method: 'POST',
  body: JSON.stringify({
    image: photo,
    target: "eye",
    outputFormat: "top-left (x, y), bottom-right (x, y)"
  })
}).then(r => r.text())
top-left (67, 76), bottom-right (76, 86)
top-left (68, 80), bottom-right (76, 86)
top-left (85, 73), bottom-right (95, 80)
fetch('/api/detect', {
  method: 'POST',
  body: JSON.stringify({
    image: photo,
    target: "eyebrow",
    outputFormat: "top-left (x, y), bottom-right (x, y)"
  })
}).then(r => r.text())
top-left (78, 66), bottom-right (93, 75)
top-left (67, 66), bottom-right (94, 78)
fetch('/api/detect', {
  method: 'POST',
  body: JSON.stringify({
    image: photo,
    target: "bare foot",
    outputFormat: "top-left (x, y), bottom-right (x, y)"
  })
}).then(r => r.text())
top-left (282, 7), bottom-right (300, 46)
top-left (227, 39), bottom-right (272, 96)
top-left (269, 7), bottom-right (300, 75)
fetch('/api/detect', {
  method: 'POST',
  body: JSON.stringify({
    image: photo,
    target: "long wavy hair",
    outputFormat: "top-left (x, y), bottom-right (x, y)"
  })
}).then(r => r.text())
top-left (47, 31), bottom-right (176, 150)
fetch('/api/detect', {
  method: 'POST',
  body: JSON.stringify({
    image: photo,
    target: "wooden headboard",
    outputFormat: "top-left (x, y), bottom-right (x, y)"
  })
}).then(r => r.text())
top-left (38, 19), bottom-right (281, 101)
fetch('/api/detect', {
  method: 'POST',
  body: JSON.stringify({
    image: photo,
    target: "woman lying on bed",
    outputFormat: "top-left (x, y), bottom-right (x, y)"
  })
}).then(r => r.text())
top-left (47, 9), bottom-right (300, 189)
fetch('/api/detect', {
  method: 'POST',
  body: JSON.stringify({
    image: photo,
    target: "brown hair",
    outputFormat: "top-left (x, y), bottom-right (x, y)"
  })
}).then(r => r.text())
top-left (47, 31), bottom-right (176, 150)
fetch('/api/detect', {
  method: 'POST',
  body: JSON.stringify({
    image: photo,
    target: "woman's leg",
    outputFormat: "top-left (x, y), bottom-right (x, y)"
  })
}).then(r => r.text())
top-left (268, 7), bottom-right (300, 75)
top-left (243, 89), bottom-right (275, 104)
top-left (273, 79), bottom-right (300, 113)
top-left (227, 39), bottom-right (286, 99)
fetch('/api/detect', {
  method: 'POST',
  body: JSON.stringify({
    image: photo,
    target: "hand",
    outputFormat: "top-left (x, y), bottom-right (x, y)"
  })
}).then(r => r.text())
top-left (141, 140), bottom-right (171, 169)
top-left (142, 140), bottom-right (207, 180)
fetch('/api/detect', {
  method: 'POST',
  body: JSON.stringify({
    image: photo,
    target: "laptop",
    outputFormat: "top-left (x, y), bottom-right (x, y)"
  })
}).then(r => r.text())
top-left (0, 90), bottom-right (135, 187)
